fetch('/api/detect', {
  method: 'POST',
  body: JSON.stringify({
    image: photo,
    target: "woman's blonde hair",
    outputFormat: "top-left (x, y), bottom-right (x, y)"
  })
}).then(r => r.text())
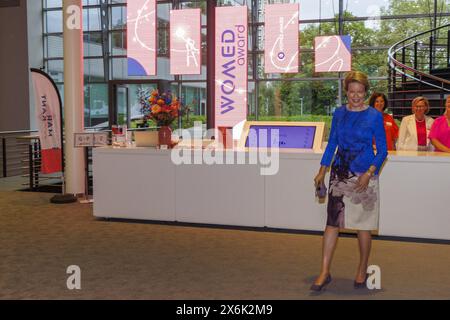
top-left (411, 96), bottom-right (430, 113)
top-left (344, 71), bottom-right (370, 92)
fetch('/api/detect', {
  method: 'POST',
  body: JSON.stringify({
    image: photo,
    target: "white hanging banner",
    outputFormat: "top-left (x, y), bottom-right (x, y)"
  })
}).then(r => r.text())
top-left (127, 0), bottom-right (157, 76)
top-left (31, 69), bottom-right (63, 174)
top-left (264, 3), bottom-right (299, 74)
top-left (170, 9), bottom-right (202, 75)
top-left (215, 6), bottom-right (248, 130)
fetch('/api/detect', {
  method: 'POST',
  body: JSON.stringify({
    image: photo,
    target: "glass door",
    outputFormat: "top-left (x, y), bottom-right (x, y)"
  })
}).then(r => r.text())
top-left (115, 85), bottom-right (129, 127)
top-left (126, 83), bottom-right (158, 128)
top-left (110, 81), bottom-right (172, 129)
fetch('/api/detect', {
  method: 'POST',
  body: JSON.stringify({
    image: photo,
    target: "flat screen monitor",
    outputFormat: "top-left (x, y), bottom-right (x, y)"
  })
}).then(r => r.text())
top-left (238, 121), bottom-right (325, 152)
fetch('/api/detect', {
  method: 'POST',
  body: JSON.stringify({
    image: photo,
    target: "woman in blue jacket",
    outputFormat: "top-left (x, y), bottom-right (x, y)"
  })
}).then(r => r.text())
top-left (311, 71), bottom-right (388, 291)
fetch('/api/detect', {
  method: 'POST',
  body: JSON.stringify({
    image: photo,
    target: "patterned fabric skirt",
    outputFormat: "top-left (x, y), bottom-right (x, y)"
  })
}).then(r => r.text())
top-left (327, 164), bottom-right (380, 231)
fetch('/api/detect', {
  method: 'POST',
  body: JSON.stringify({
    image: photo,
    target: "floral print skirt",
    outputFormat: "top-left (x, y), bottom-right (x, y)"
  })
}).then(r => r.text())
top-left (327, 164), bottom-right (380, 231)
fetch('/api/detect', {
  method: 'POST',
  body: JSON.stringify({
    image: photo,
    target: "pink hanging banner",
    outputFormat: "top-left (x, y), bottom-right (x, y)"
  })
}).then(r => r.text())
top-left (127, 0), bottom-right (157, 76)
top-left (314, 35), bottom-right (352, 73)
top-left (170, 9), bottom-right (201, 75)
top-left (215, 6), bottom-right (248, 129)
top-left (264, 3), bottom-right (299, 74)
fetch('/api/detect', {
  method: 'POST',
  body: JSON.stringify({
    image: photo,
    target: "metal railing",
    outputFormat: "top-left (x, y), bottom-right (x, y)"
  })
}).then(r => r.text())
top-left (388, 24), bottom-right (450, 118)
top-left (0, 127), bottom-right (159, 192)
top-left (388, 25), bottom-right (450, 89)
top-left (1, 130), bottom-right (38, 179)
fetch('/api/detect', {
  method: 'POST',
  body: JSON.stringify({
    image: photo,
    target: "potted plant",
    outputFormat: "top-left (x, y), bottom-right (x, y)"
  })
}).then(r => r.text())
top-left (142, 90), bottom-right (180, 147)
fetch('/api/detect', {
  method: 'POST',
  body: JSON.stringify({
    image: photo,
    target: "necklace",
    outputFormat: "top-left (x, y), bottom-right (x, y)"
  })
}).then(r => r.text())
top-left (415, 117), bottom-right (425, 122)
top-left (346, 105), bottom-right (368, 112)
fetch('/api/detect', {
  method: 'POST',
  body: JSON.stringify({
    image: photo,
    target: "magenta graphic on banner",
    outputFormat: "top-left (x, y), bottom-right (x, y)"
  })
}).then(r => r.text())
top-left (31, 70), bottom-right (62, 174)
top-left (215, 6), bottom-right (248, 129)
top-left (127, 0), bottom-right (156, 76)
top-left (264, 3), bottom-right (299, 74)
top-left (170, 9), bottom-right (201, 75)
top-left (314, 35), bottom-right (352, 72)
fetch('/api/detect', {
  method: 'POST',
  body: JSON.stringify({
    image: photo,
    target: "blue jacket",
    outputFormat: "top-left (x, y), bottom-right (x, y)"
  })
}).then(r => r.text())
top-left (321, 106), bottom-right (388, 175)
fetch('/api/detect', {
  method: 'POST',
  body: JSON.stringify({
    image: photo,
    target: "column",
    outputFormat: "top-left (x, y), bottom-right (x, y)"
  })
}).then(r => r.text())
top-left (63, 0), bottom-right (85, 195)
top-left (206, 0), bottom-right (216, 131)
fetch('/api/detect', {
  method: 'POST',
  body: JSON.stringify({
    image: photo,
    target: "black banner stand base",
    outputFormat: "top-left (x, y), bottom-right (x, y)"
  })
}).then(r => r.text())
top-left (50, 194), bottom-right (78, 204)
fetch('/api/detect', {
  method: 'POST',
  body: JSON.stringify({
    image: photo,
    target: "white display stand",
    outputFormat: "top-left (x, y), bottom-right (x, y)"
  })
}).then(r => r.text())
top-left (93, 148), bottom-right (176, 221)
top-left (378, 151), bottom-right (450, 240)
top-left (93, 147), bottom-right (450, 241)
top-left (175, 152), bottom-right (266, 227)
top-left (264, 152), bottom-right (327, 231)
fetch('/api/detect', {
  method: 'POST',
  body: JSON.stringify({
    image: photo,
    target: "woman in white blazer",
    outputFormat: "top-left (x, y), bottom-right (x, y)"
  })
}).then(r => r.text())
top-left (397, 96), bottom-right (435, 151)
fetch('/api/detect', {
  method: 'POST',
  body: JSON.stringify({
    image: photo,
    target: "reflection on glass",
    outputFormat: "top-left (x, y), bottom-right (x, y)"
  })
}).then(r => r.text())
top-left (42, 0), bottom-right (450, 128)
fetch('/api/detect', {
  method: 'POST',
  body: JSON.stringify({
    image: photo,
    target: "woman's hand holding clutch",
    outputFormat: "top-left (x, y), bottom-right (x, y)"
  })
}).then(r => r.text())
top-left (314, 166), bottom-right (327, 188)
top-left (354, 172), bottom-right (371, 193)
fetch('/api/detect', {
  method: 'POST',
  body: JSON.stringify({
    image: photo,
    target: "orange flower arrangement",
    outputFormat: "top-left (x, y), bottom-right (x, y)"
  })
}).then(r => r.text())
top-left (142, 90), bottom-right (180, 127)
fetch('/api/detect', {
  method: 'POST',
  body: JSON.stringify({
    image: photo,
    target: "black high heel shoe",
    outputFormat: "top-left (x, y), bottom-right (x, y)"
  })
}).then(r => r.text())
top-left (354, 273), bottom-right (369, 289)
top-left (310, 274), bottom-right (332, 292)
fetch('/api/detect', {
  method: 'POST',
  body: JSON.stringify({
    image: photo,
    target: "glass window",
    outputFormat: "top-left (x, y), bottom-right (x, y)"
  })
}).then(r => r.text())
top-left (45, 35), bottom-right (64, 58)
top-left (84, 58), bottom-right (105, 82)
top-left (255, 80), bottom-right (337, 138)
top-left (170, 82), bottom-right (208, 129)
top-left (110, 31), bottom-right (125, 56)
top-left (42, 0), bottom-right (450, 127)
top-left (84, 83), bottom-right (109, 128)
top-left (110, 6), bottom-right (126, 30)
top-left (84, 32), bottom-right (103, 57)
top-left (45, 10), bottom-right (63, 33)
top-left (128, 83), bottom-right (159, 125)
top-left (46, 60), bottom-right (64, 83)
top-left (83, 7), bottom-right (102, 31)
top-left (345, 0), bottom-right (390, 17)
top-left (45, 0), bottom-right (62, 9)
top-left (352, 49), bottom-right (389, 77)
top-left (257, 80), bottom-right (339, 118)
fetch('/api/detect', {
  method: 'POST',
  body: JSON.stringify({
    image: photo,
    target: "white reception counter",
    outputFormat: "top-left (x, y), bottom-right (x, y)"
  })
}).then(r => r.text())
top-left (93, 147), bottom-right (450, 241)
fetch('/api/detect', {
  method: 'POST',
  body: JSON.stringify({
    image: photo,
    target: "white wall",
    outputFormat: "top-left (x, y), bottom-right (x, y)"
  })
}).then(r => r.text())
top-left (27, 0), bottom-right (44, 131)
top-left (0, 0), bottom-right (30, 131)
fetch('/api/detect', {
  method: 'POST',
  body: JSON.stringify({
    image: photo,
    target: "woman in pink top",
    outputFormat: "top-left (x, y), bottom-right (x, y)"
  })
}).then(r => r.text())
top-left (429, 96), bottom-right (450, 153)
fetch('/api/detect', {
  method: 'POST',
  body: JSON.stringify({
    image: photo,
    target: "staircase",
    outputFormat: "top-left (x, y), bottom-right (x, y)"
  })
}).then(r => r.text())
top-left (388, 24), bottom-right (450, 119)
